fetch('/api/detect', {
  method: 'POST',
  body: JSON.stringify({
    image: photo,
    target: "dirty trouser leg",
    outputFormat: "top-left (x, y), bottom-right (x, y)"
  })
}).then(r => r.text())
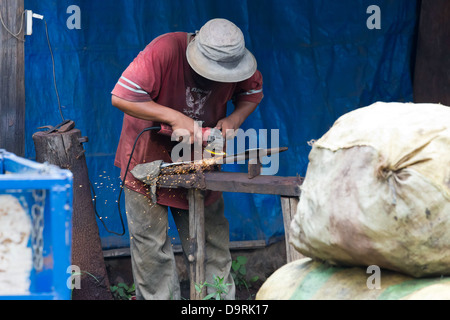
top-left (124, 187), bottom-right (181, 300)
top-left (172, 196), bottom-right (235, 300)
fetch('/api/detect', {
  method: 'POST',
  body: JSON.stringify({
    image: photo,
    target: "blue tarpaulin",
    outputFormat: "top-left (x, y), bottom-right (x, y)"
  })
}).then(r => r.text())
top-left (23, 0), bottom-right (419, 250)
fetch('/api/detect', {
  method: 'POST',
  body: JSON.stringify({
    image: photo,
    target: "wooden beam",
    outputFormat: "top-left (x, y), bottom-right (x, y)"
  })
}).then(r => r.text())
top-left (157, 171), bottom-right (303, 197)
top-left (0, 0), bottom-right (25, 156)
top-left (187, 189), bottom-right (206, 300)
top-left (205, 172), bottom-right (302, 196)
top-left (281, 196), bottom-right (305, 263)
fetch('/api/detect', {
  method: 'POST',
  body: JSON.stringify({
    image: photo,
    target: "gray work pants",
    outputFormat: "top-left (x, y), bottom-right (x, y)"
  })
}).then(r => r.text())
top-left (124, 187), bottom-right (235, 300)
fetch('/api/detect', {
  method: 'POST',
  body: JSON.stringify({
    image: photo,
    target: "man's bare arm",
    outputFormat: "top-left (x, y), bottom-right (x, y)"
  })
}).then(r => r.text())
top-left (112, 95), bottom-right (202, 144)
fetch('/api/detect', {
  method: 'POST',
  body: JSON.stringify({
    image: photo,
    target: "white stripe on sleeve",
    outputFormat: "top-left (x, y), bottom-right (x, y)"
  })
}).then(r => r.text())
top-left (117, 81), bottom-right (148, 95)
top-left (120, 76), bottom-right (144, 90)
top-left (238, 88), bottom-right (263, 96)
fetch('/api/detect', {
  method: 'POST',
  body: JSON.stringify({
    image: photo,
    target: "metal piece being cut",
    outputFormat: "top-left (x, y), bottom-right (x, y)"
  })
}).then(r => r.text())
top-left (204, 128), bottom-right (226, 156)
top-left (159, 147), bottom-right (288, 168)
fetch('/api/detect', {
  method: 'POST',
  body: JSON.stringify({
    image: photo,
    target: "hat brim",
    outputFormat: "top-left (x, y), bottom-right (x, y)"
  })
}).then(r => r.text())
top-left (186, 38), bottom-right (257, 83)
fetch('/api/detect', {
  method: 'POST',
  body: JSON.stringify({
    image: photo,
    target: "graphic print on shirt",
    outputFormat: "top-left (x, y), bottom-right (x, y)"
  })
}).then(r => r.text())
top-left (184, 86), bottom-right (211, 120)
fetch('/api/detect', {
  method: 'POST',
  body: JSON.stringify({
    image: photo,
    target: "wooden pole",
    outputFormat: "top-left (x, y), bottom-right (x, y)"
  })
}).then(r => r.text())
top-left (187, 189), bottom-right (206, 300)
top-left (280, 196), bottom-right (305, 263)
top-left (33, 128), bottom-right (113, 300)
top-left (0, 0), bottom-right (25, 156)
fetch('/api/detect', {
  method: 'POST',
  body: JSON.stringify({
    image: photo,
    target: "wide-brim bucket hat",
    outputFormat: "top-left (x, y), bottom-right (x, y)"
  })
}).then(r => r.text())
top-left (186, 18), bottom-right (257, 83)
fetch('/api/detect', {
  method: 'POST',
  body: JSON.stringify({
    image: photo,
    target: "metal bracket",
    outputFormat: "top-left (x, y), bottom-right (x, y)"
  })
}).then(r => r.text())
top-left (38, 120), bottom-right (75, 134)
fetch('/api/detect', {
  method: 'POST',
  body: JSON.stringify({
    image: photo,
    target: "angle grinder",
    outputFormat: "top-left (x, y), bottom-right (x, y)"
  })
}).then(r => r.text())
top-left (158, 123), bottom-right (226, 156)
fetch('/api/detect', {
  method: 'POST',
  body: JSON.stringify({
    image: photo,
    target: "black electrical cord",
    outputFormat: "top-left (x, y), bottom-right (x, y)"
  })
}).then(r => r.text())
top-left (44, 20), bottom-right (65, 123)
top-left (92, 126), bottom-right (161, 236)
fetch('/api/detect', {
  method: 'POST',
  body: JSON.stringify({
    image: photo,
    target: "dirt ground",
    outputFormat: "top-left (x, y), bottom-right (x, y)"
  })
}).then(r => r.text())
top-left (105, 240), bottom-right (287, 300)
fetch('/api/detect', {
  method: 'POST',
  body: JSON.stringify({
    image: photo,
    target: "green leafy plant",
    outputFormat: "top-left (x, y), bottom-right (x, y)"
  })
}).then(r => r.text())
top-left (195, 275), bottom-right (232, 300)
top-left (231, 256), bottom-right (259, 291)
top-left (110, 282), bottom-right (135, 300)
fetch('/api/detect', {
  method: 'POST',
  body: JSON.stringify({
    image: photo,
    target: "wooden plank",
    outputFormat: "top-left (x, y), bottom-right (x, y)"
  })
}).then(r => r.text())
top-left (0, 0), bottom-right (25, 156)
top-left (205, 172), bottom-right (302, 196)
top-left (158, 171), bottom-right (303, 197)
top-left (280, 196), bottom-right (305, 263)
top-left (187, 189), bottom-right (206, 300)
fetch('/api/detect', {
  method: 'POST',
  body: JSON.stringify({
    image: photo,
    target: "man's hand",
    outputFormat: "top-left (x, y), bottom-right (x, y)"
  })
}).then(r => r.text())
top-left (215, 101), bottom-right (259, 140)
top-left (215, 114), bottom-right (241, 140)
top-left (169, 112), bottom-right (203, 145)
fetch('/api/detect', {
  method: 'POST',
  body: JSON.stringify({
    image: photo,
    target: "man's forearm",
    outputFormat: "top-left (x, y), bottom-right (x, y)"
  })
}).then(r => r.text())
top-left (112, 95), bottom-right (202, 143)
top-left (112, 95), bottom-right (182, 126)
top-left (230, 100), bottom-right (259, 128)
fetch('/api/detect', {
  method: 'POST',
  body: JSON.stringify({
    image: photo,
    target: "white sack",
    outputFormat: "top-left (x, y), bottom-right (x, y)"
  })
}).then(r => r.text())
top-left (0, 195), bottom-right (32, 295)
top-left (290, 102), bottom-right (450, 277)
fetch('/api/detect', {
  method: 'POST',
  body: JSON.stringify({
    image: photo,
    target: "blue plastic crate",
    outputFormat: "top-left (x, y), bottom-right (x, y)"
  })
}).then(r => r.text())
top-left (0, 150), bottom-right (73, 300)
